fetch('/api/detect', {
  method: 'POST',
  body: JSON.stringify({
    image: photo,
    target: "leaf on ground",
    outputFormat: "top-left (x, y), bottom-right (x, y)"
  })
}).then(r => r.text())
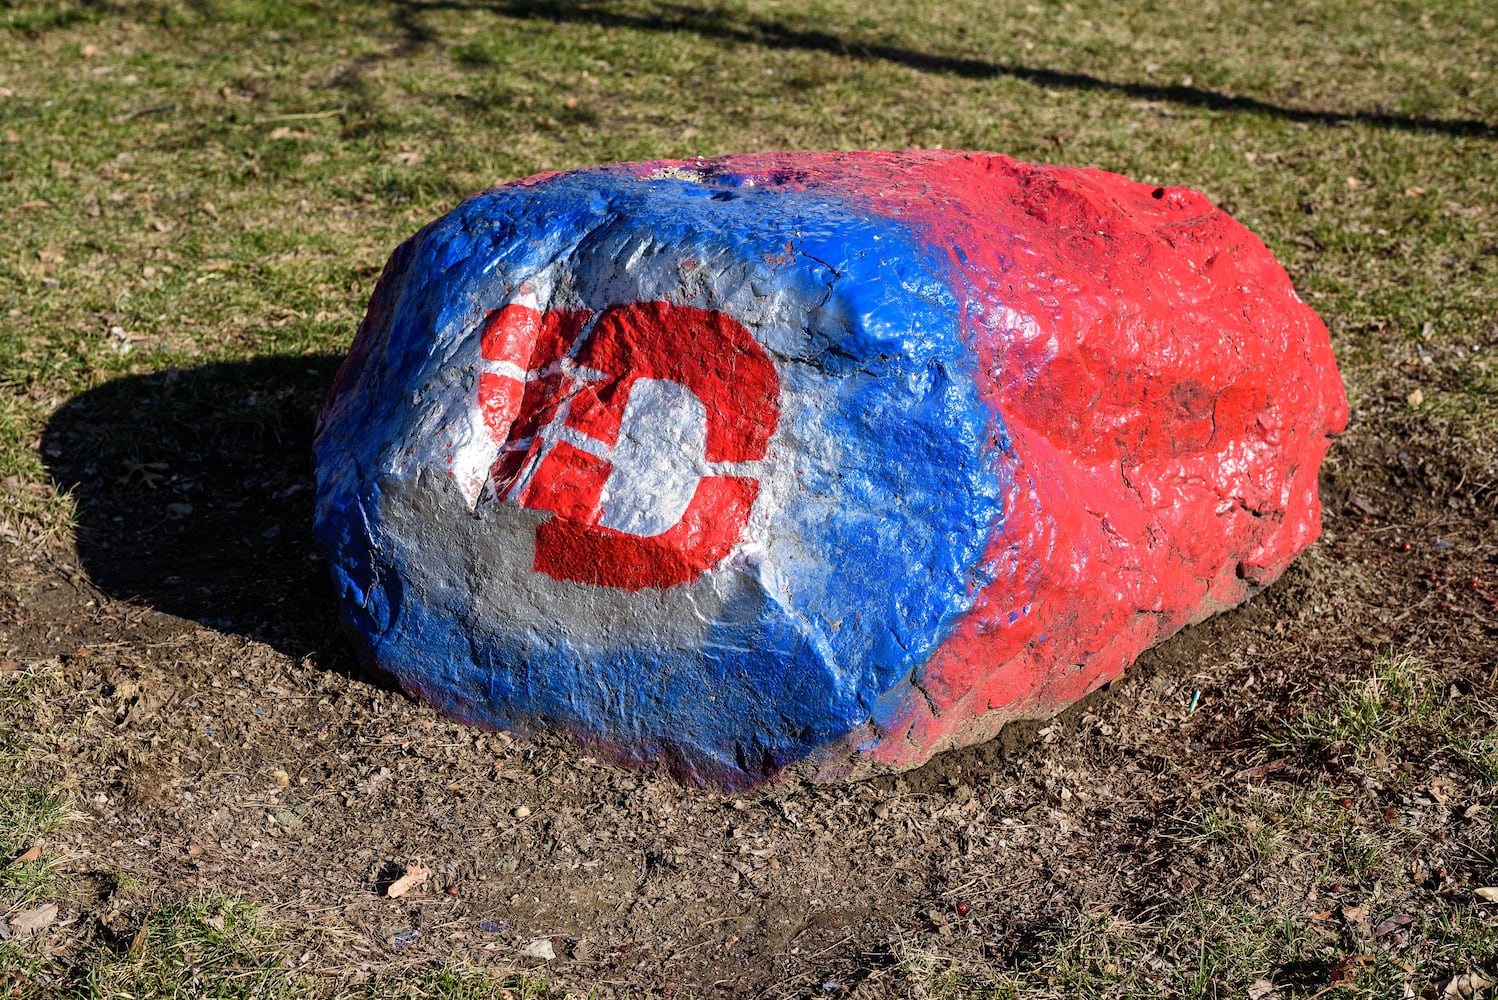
top-left (1247, 978), bottom-right (1276, 999)
top-left (12, 903), bottom-right (59, 936)
top-left (385, 862), bottom-right (428, 898)
top-left (1442, 972), bottom-right (1494, 998)
top-left (1234, 758), bottom-right (1290, 780)
top-left (1330, 954), bottom-right (1374, 985)
top-left (128, 920), bottom-right (148, 956)
top-left (9, 842), bottom-right (42, 866)
top-left (1474, 887), bottom-right (1498, 901)
top-left (1374, 914), bottom-right (1413, 937)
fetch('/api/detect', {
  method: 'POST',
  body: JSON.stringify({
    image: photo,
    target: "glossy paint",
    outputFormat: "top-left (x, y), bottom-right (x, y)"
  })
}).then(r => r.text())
top-left (313, 151), bottom-right (1347, 786)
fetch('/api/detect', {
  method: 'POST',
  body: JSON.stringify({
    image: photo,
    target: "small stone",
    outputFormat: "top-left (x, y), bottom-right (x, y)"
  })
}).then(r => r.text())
top-left (512, 806), bottom-right (531, 819)
top-left (387, 928), bottom-right (420, 948)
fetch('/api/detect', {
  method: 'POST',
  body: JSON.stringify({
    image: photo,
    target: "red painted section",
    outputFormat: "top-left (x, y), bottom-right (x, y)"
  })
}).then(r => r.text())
top-left (479, 302), bottom-right (584, 367)
top-left (619, 152), bottom-right (1345, 764)
top-left (572, 302), bottom-right (779, 464)
top-left (534, 474), bottom-right (760, 591)
top-left (475, 372), bottom-right (523, 442)
top-left (871, 153), bottom-right (1346, 764)
top-left (472, 299), bottom-right (781, 591)
top-left (516, 440), bottom-right (609, 524)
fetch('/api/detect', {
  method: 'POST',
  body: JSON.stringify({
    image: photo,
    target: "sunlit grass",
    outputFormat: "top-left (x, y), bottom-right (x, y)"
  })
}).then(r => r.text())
top-left (1266, 655), bottom-right (1493, 779)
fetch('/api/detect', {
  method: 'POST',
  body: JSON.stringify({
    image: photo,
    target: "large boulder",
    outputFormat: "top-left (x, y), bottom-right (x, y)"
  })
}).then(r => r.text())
top-left (313, 151), bottom-right (1347, 786)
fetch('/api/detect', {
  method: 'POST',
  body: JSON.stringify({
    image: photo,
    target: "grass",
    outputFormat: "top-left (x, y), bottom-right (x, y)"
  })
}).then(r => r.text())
top-left (0, 893), bottom-right (564, 998)
top-left (1267, 655), bottom-right (1493, 776)
top-left (71, 898), bottom-right (297, 1000)
top-left (901, 869), bottom-right (1498, 999)
top-left (0, 0), bottom-right (1495, 995)
top-left (896, 656), bottom-right (1498, 998)
top-left (0, 780), bottom-right (68, 854)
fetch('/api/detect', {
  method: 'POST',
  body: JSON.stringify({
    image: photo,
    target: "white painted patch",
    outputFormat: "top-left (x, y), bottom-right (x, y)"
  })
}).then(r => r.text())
top-left (598, 377), bottom-right (711, 536)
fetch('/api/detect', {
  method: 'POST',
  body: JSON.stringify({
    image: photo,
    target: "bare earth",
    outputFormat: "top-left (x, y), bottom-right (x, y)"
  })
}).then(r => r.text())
top-left (4, 337), bottom-right (1495, 994)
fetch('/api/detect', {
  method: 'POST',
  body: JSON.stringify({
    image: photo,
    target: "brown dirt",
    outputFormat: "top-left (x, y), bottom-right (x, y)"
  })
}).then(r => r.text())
top-left (4, 348), bottom-right (1497, 995)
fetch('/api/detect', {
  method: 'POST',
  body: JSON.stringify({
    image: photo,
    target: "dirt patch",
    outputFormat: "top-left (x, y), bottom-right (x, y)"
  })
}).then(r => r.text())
top-left (1, 347), bottom-right (1492, 994)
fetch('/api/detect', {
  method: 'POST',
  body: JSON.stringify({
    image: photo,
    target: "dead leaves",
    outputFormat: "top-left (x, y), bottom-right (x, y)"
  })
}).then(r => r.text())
top-left (1329, 953), bottom-right (1375, 988)
top-left (1374, 913), bottom-right (1415, 938)
top-left (1233, 757), bottom-right (1291, 781)
top-left (9, 903), bottom-right (59, 937)
top-left (384, 861), bottom-right (428, 898)
top-left (119, 459), bottom-right (167, 488)
top-left (9, 842), bottom-right (42, 866)
top-left (127, 920), bottom-right (149, 957)
top-left (1438, 972), bottom-right (1495, 998)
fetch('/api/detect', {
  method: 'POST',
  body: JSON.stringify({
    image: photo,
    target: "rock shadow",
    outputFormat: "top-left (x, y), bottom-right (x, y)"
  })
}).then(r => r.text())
top-left (42, 355), bottom-right (392, 687)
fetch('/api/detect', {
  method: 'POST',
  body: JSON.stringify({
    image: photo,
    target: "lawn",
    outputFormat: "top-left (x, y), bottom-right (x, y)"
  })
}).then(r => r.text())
top-left (0, 0), bottom-right (1495, 996)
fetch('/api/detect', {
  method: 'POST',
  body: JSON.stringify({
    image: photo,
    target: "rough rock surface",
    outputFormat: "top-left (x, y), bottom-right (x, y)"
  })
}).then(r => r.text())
top-left (313, 151), bottom-right (1348, 786)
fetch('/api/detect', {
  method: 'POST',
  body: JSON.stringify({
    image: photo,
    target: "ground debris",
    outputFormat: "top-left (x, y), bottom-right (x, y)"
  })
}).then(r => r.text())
top-left (11, 903), bottom-right (59, 937)
top-left (384, 862), bottom-right (428, 899)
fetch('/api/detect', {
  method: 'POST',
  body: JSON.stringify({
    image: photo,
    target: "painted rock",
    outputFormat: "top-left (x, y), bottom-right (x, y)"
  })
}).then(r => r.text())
top-left (313, 151), bottom-right (1347, 786)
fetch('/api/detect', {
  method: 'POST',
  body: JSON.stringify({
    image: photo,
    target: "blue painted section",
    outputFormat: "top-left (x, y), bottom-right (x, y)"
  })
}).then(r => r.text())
top-left (313, 165), bottom-right (1011, 785)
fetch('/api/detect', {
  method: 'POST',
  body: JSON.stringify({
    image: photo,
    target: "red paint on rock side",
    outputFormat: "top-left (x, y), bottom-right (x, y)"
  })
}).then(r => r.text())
top-left (622, 151), bottom-right (1345, 765)
top-left (875, 153), bottom-right (1345, 764)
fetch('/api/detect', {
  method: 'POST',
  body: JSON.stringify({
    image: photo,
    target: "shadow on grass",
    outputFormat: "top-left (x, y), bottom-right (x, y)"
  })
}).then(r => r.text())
top-left (395, 0), bottom-right (1496, 141)
top-left (41, 355), bottom-right (396, 689)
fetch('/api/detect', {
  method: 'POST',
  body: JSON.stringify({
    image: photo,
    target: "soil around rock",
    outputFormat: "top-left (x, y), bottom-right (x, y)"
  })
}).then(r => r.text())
top-left (3, 349), bottom-right (1492, 993)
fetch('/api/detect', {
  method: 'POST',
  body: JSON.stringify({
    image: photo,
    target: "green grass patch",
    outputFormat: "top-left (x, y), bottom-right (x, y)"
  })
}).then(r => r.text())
top-left (1, 892), bottom-right (561, 999)
top-left (1268, 655), bottom-right (1497, 781)
top-left (71, 898), bottom-right (297, 1000)
top-left (903, 897), bottom-right (1498, 999)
